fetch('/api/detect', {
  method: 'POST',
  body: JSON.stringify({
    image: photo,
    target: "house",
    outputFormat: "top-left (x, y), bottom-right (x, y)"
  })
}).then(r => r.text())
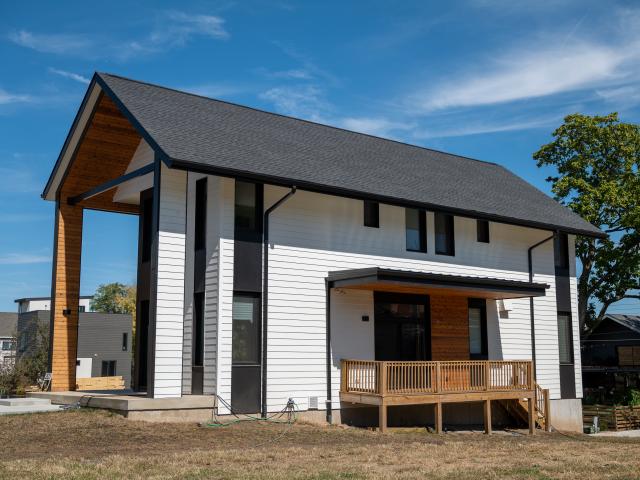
top-left (15, 296), bottom-right (93, 314)
top-left (17, 310), bottom-right (132, 387)
top-left (582, 314), bottom-right (640, 402)
top-left (40, 73), bottom-right (604, 432)
top-left (0, 313), bottom-right (17, 367)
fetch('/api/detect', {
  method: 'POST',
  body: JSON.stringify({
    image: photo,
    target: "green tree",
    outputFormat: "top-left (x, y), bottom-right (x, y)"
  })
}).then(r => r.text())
top-left (534, 113), bottom-right (640, 332)
top-left (91, 283), bottom-right (136, 315)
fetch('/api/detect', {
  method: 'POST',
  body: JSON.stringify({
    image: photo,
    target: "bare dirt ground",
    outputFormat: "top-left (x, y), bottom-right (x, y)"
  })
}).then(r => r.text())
top-left (1, 409), bottom-right (639, 479)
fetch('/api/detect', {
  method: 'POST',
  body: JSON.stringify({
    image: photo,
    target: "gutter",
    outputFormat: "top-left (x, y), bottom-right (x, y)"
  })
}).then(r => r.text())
top-left (527, 233), bottom-right (556, 380)
top-left (261, 186), bottom-right (297, 419)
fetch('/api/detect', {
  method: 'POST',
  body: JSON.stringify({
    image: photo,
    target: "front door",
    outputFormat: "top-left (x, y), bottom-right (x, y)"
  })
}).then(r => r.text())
top-left (374, 293), bottom-right (430, 361)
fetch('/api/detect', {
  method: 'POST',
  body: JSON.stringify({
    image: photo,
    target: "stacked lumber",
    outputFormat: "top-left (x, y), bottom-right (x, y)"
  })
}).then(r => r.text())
top-left (583, 405), bottom-right (640, 431)
top-left (76, 376), bottom-right (125, 391)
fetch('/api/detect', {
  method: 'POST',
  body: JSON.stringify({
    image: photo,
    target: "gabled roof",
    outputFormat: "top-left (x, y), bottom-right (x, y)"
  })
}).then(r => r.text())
top-left (599, 314), bottom-right (640, 336)
top-left (43, 72), bottom-right (604, 238)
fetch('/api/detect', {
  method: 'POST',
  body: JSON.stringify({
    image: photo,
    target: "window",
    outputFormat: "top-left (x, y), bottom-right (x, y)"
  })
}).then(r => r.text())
top-left (235, 181), bottom-right (259, 231)
top-left (193, 292), bottom-right (205, 367)
top-left (141, 196), bottom-right (153, 263)
top-left (122, 333), bottom-right (128, 352)
top-left (555, 232), bottom-right (569, 274)
top-left (405, 208), bottom-right (426, 252)
top-left (101, 360), bottom-right (117, 376)
top-left (435, 213), bottom-right (455, 256)
top-left (78, 305), bottom-right (86, 313)
top-left (1, 340), bottom-right (14, 351)
top-left (468, 299), bottom-right (487, 359)
top-left (194, 178), bottom-right (207, 251)
top-left (618, 346), bottom-right (640, 367)
top-left (477, 219), bottom-right (490, 243)
top-left (364, 201), bottom-right (379, 228)
top-left (232, 294), bottom-right (260, 364)
top-left (557, 312), bottom-right (573, 364)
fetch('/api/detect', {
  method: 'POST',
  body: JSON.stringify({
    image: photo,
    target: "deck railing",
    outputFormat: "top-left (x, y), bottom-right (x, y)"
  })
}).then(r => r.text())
top-left (341, 359), bottom-right (533, 395)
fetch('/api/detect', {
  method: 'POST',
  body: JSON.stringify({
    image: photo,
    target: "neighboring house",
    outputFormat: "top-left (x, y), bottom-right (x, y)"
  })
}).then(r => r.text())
top-left (41, 73), bottom-right (605, 432)
top-left (0, 312), bottom-right (17, 367)
top-left (15, 296), bottom-right (93, 314)
top-left (582, 314), bottom-right (640, 400)
top-left (17, 311), bottom-right (132, 387)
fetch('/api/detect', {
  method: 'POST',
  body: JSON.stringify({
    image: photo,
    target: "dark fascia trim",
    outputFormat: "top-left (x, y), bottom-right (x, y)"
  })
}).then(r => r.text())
top-left (169, 159), bottom-right (606, 239)
top-left (67, 163), bottom-right (154, 205)
top-left (94, 73), bottom-right (172, 167)
top-left (326, 267), bottom-right (549, 297)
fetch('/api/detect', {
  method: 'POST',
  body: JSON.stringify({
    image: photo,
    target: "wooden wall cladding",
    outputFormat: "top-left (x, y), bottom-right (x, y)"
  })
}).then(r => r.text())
top-left (430, 295), bottom-right (470, 361)
top-left (59, 92), bottom-right (141, 214)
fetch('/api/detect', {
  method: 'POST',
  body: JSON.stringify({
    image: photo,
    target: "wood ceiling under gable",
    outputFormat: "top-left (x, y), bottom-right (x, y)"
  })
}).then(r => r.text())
top-left (59, 93), bottom-right (143, 214)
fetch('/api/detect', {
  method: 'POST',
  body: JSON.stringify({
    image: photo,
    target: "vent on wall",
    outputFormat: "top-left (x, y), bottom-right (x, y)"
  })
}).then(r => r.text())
top-left (308, 396), bottom-right (319, 410)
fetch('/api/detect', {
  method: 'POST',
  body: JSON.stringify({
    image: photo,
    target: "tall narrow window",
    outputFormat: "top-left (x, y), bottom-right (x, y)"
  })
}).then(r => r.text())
top-left (122, 332), bottom-right (128, 352)
top-left (193, 292), bottom-right (205, 367)
top-left (364, 201), bottom-right (379, 228)
top-left (194, 178), bottom-right (207, 251)
top-left (557, 312), bottom-right (573, 364)
top-left (435, 213), bottom-right (455, 256)
top-left (405, 208), bottom-right (426, 252)
top-left (468, 299), bottom-right (487, 359)
top-left (235, 181), bottom-right (259, 232)
top-left (232, 294), bottom-right (260, 364)
top-left (555, 232), bottom-right (569, 274)
top-left (477, 219), bottom-right (490, 243)
top-left (141, 196), bottom-right (153, 262)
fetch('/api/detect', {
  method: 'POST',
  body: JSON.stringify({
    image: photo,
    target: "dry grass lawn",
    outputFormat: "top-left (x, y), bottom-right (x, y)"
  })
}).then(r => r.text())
top-left (0, 409), bottom-right (639, 479)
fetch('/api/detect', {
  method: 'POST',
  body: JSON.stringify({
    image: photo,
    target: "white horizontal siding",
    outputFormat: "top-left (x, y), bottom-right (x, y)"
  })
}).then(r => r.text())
top-left (153, 165), bottom-right (186, 399)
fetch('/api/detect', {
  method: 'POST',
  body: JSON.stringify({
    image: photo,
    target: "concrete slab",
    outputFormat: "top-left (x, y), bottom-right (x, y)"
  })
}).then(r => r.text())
top-left (0, 397), bottom-right (53, 407)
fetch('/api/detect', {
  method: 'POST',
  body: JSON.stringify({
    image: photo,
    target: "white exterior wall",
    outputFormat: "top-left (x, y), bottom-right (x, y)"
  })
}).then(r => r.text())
top-left (152, 164), bottom-right (187, 398)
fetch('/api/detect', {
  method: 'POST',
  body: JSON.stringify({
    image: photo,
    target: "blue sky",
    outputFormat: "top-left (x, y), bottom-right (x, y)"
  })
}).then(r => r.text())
top-left (0, 0), bottom-right (639, 314)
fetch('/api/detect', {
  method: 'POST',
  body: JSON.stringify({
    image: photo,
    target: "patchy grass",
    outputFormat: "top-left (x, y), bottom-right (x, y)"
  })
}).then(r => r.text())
top-left (0, 409), bottom-right (639, 479)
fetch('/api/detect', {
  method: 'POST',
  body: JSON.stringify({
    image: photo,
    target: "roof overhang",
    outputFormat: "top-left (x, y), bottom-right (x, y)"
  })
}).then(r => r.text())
top-left (327, 268), bottom-right (549, 299)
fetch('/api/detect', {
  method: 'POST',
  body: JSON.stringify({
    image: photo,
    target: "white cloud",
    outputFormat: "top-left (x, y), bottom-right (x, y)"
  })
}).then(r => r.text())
top-left (162, 11), bottom-right (229, 43)
top-left (339, 117), bottom-right (415, 137)
top-left (49, 68), bottom-right (90, 84)
top-left (260, 85), bottom-right (331, 122)
top-left (411, 42), bottom-right (632, 112)
top-left (255, 68), bottom-right (312, 80)
top-left (0, 253), bottom-right (50, 265)
top-left (8, 30), bottom-right (92, 55)
top-left (0, 88), bottom-right (32, 105)
top-left (413, 115), bottom-right (559, 139)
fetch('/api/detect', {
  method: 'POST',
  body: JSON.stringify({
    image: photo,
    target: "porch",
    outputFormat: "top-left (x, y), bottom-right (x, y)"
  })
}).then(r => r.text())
top-left (339, 359), bottom-right (549, 433)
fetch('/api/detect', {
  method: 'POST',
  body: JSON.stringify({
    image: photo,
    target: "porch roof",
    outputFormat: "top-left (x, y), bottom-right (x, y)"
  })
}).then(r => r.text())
top-left (326, 268), bottom-right (548, 299)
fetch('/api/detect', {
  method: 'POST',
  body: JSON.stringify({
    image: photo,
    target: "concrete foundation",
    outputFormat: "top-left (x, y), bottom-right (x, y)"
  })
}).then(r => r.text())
top-left (550, 398), bottom-right (583, 433)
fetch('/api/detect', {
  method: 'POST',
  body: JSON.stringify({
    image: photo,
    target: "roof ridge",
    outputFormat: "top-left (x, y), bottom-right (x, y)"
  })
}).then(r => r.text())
top-left (97, 72), bottom-right (500, 168)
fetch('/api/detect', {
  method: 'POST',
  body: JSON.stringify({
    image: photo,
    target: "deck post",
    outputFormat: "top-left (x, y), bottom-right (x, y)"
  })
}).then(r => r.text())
top-left (435, 402), bottom-right (443, 434)
top-left (484, 361), bottom-right (490, 390)
top-left (528, 397), bottom-right (535, 434)
top-left (379, 361), bottom-right (387, 395)
top-left (340, 360), bottom-right (347, 393)
top-left (379, 401), bottom-right (387, 433)
top-left (484, 399), bottom-right (492, 434)
top-left (544, 388), bottom-right (551, 432)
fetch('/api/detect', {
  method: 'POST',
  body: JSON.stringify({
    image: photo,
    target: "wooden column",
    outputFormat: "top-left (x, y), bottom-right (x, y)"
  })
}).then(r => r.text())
top-left (484, 399), bottom-right (492, 434)
top-left (435, 402), bottom-right (443, 434)
top-left (544, 389), bottom-right (551, 432)
top-left (379, 402), bottom-right (387, 433)
top-left (528, 397), bottom-right (536, 435)
top-left (50, 201), bottom-right (83, 392)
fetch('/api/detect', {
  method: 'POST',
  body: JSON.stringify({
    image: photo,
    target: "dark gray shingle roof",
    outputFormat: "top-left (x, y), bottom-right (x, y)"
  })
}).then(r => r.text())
top-left (604, 314), bottom-right (640, 335)
top-left (95, 73), bottom-right (601, 237)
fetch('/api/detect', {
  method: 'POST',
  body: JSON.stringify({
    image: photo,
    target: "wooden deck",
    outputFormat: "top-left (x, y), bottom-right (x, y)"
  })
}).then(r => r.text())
top-left (340, 359), bottom-right (549, 433)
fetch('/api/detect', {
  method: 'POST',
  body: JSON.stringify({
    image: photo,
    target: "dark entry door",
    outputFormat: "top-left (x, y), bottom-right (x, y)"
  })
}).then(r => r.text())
top-left (231, 294), bottom-right (261, 413)
top-left (374, 293), bottom-right (430, 361)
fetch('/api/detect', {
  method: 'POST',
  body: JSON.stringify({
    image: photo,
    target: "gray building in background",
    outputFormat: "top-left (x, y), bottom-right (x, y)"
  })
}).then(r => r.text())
top-left (0, 312), bottom-right (17, 367)
top-left (17, 311), bottom-right (132, 387)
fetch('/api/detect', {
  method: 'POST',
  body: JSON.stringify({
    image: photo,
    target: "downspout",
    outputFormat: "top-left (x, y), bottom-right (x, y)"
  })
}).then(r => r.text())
top-left (325, 279), bottom-right (332, 424)
top-left (261, 186), bottom-right (297, 418)
top-left (527, 233), bottom-right (556, 380)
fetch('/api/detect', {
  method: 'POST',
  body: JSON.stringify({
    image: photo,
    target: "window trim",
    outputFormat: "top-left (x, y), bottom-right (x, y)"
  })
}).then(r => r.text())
top-left (435, 212), bottom-right (455, 256)
top-left (405, 208), bottom-right (427, 253)
top-left (477, 219), bottom-right (490, 243)
top-left (468, 298), bottom-right (488, 360)
top-left (363, 201), bottom-right (379, 228)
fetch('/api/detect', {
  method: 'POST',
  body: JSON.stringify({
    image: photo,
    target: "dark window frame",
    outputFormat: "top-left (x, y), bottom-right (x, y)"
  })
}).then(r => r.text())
top-left (468, 298), bottom-right (488, 360)
top-left (193, 292), bottom-right (205, 367)
top-left (405, 208), bottom-right (427, 253)
top-left (554, 232), bottom-right (570, 275)
top-left (557, 311), bottom-right (574, 365)
top-left (101, 360), bottom-right (117, 376)
top-left (477, 219), bottom-right (490, 243)
top-left (194, 178), bottom-right (207, 251)
top-left (364, 201), bottom-right (379, 228)
top-left (435, 212), bottom-right (455, 256)
top-left (234, 181), bottom-right (264, 242)
top-left (231, 292), bottom-right (262, 366)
